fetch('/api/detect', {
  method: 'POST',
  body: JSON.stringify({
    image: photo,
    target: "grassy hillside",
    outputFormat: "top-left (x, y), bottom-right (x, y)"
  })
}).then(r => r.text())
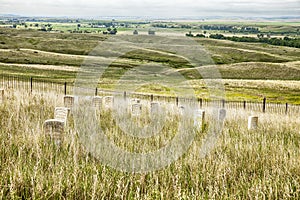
top-left (0, 28), bottom-right (299, 103)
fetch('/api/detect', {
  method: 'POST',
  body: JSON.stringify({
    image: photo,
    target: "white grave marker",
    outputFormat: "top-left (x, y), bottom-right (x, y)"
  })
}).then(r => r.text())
top-left (218, 109), bottom-right (226, 121)
top-left (194, 109), bottom-right (205, 129)
top-left (92, 96), bottom-right (103, 109)
top-left (64, 95), bottom-right (74, 109)
top-left (132, 103), bottom-right (142, 116)
top-left (54, 107), bottom-right (69, 124)
top-left (150, 102), bottom-right (159, 114)
top-left (248, 116), bottom-right (258, 130)
top-left (179, 105), bottom-right (185, 115)
top-left (43, 119), bottom-right (65, 145)
top-left (103, 96), bottom-right (114, 109)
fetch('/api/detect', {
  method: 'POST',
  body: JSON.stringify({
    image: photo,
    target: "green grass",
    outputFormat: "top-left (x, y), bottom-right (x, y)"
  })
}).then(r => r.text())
top-left (0, 28), bottom-right (104, 55)
top-left (196, 38), bottom-right (300, 62)
top-left (0, 64), bottom-right (77, 82)
top-left (0, 49), bottom-right (83, 66)
top-left (0, 27), bottom-right (299, 104)
top-left (189, 79), bottom-right (300, 104)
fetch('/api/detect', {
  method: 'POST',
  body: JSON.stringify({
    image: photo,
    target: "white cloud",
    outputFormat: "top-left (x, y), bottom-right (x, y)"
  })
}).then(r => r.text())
top-left (0, 0), bottom-right (299, 17)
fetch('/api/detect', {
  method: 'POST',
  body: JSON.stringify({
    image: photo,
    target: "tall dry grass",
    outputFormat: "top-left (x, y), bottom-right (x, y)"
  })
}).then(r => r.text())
top-left (0, 89), bottom-right (299, 199)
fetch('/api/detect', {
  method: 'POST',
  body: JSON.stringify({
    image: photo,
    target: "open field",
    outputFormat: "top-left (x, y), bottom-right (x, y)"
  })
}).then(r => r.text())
top-left (0, 89), bottom-right (299, 199)
top-left (0, 27), bottom-right (299, 104)
top-left (0, 17), bottom-right (300, 199)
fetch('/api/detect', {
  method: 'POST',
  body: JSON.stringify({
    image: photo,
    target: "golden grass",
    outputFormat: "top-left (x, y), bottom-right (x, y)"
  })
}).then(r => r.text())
top-left (0, 88), bottom-right (299, 199)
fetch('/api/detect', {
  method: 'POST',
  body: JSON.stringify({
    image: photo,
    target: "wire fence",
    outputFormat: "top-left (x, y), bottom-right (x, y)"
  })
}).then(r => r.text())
top-left (1, 74), bottom-right (300, 116)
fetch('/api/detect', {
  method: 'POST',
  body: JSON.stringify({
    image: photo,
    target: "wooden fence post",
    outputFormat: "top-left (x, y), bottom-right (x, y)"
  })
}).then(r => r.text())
top-left (151, 94), bottom-right (154, 102)
top-left (64, 82), bottom-right (67, 96)
top-left (243, 101), bottom-right (246, 110)
top-left (199, 98), bottom-right (203, 108)
top-left (285, 103), bottom-right (288, 115)
top-left (123, 91), bottom-right (127, 100)
top-left (176, 97), bottom-right (179, 106)
top-left (263, 97), bottom-right (266, 113)
top-left (95, 88), bottom-right (98, 96)
top-left (222, 99), bottom-right (225, 108)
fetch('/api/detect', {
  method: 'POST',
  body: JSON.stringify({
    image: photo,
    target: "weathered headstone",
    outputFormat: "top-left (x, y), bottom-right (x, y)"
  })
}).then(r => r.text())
top-left (194, 109), bottom-right (205, 129)
top-left (54, 107), bottom-right (69, 124)
top-left (132, 103), bottom-right (142, 116)
top-left (43, 119), bottom-right (65, 145)
top-left (179, 105), bottom-right (185, 115)
top-left (103, 96), bottom-right (114, 109)
top-left (218, 108), bottom-right (226, 121)
top-left (248, 116), bottom-right (258, 130)
top-left (92, 96), bottom-right (103, 109)
top-left (150, 102), bottom-right (159, 114)
top-left (64, 95), bottom-right (74, 109)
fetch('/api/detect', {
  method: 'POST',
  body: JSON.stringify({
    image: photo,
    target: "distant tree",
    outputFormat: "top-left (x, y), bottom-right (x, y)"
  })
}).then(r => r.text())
top-left (185, 31), bottom-right (194, 37)
top-left (40, 26), bottom-right (47, 32)
top-left (12, 24), bottom-right (17, 28)
top-left (109, 28), bottom-right (117, 35)
top-left (196, 34), bottom-right (206, 38)
top-left (209, 34), bottom-right (226, 39)
top-left (257, 33), bottom-right (264, 39)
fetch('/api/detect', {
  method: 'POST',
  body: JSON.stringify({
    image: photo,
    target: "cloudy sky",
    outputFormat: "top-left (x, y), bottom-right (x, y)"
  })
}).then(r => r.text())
top-left (0, 0), bottom-right (299, 18)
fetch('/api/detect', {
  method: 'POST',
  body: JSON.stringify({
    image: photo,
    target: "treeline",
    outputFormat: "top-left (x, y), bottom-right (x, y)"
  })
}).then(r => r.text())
top-left (152, 23), bottom-right (192, 29)
top-left (152, 23), bottom-right (260, 33)
top-left (200, 25), bottom-right (259, 33)
top-left (208, 34), bottom-right (300, 48)
top-left (186, 31), bottom-right (205, 38)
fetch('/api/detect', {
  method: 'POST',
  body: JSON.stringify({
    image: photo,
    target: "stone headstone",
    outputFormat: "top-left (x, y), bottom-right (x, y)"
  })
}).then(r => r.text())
top-left (179, 105), bottom-right (185, 115)
top-left (54, 107), bottom-right (69, 123)
top-left (64, 95), bottom-right (74, 109)
top-left (218, 108), bottom-right (226, 121)
top-left (248, 116), bottom-right (258, 130)
top-left (92, 96), bottom-right (103, 109)
top-left (194, 109), bottom-right (205, 129)
top-left (132, 103), bottom-right (142, 116)
top-left (150, 102), bottom-right (159, 114)
top-left (43, 119), bottom-right (65, 145)
top-left (103, 96), bottom-right (114, 109)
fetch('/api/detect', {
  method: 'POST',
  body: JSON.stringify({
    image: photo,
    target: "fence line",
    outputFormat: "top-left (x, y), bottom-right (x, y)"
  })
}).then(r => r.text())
top-left (1, 74), bottom-right (299, 116)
